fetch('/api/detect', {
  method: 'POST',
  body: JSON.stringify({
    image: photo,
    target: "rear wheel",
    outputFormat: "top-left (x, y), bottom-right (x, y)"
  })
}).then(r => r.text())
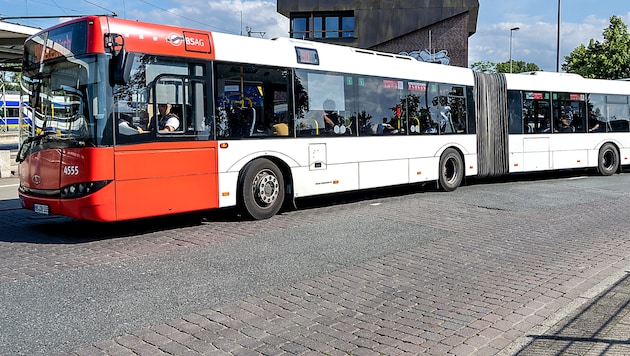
top-left (438, 148), bottom-right (464, 192)
top-left (240, 158), bottom-right (285, 220)
top-left (598, 143), bottom-right (619, 176)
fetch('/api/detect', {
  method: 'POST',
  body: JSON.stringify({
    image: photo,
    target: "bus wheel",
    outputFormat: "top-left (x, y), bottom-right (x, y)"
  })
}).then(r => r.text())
top-left (240, 158), bottom-right (285, 220)
top-left (598, 143), bottom-right (619, 176)
top-left (438, 148), bottom-right (463, 192)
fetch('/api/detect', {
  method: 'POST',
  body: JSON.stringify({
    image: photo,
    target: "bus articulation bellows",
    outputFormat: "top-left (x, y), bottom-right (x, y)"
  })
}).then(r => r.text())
top-left (17, 16), bottom-right (630, 221)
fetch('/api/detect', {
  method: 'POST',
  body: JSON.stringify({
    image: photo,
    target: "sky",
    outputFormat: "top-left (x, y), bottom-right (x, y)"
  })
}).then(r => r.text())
top-left (1, 0), bottom-right (629, 72)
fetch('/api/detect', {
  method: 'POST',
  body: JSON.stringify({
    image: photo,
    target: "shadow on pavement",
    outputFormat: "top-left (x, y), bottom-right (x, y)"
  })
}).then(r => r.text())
top-left (516, 272), bottom-right (630, 355)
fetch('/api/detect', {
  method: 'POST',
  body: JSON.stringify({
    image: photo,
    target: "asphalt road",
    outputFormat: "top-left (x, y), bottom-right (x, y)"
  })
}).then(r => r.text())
top-left (1, 169), bottom-right (629, 355)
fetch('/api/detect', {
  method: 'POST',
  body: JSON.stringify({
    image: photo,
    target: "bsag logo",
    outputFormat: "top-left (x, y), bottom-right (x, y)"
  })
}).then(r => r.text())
top-left (185, 37), bottom-right (205, 47)
top-left (166, 33), bottom-right (184, 46)
top-left (183, 32), bottom-right (211, 53)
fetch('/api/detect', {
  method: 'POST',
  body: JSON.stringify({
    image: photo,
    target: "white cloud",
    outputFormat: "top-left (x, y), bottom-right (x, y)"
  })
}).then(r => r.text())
top-left (127, 0), bottom-right (288, 38)
top-left (469, 10), bottom-right (630, 71)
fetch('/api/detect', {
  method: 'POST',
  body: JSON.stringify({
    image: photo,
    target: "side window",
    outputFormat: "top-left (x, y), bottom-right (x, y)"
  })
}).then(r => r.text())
top-left (113, 55), bottom-right (210, 143)
top-left (552, 93), bottom-right (586, 133)
top-left (294, 69), bottom-right (354, 136)
top-left (439, 84), bottom-right (467, 134)
top-left (406, 81), bottom-right (429, 135)
top-left (588, 94), bottom-right (606, 132)
top-left (507, 90), bottom-right (523, 134)
top-left (152, 75), bottom-right (186, 134)
top-left (357, 76), bottom-right (405, 136)
top-left (605, 95), bottom-right (630, 132)
top-left (215, 63), bottom-right (290, 138)
top-left (523, 92), bottom-right (551, 133)
top-left (586, 94), bottom-right (629, 133)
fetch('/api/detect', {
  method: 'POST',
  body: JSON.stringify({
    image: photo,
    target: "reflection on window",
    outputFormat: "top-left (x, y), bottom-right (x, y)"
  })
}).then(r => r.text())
top-left (357, 77), bottom-right (406, 136)
top-left (294, 69), bottom-right (353, 136)
top-left (291, 12), bottom-right (355, 39)
top-left (553, 92), bottom-right (586, 133)
top-left (215, 63), bottom-right (290, 138)
top-left (588, 94), bottom-right (630, 132)
top-left (523, 92), bottom-right (551, 133)
top-left (113, 55), bottom-right (210, 144)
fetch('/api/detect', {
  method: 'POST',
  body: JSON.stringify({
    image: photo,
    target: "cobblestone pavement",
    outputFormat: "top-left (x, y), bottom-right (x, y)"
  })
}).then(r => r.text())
top-left (1, 173), bottom-right (630, 355)
top-left (510, 271), bottom-right (630, 356)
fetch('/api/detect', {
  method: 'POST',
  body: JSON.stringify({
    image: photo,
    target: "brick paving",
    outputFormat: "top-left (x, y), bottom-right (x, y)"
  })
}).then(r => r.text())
top-left (2, 176), bottom-right (630, 355)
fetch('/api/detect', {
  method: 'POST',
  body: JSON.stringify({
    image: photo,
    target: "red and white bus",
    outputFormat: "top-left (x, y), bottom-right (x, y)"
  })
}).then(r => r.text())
top-left (17, 16), bottom-right (630, 221)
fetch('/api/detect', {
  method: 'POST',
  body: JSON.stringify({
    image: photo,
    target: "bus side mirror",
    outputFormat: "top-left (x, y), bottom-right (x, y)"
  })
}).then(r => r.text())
top-left (106, 33), bottom-right (134, 86)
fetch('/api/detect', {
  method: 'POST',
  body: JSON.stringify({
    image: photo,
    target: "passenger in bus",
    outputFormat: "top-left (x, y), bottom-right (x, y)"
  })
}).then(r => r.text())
top-left (377, 118), bottom-right (399, 134)
top-left (557, 115), bottom-right (574, 132)
top-left (588, 109), bottom-right (602, 132)
top-left (322, 98), bottom-right (339, 133)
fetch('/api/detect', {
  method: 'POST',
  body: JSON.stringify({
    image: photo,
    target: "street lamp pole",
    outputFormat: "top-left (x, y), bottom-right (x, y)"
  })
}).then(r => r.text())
top-left (556, 0), bottom-right (561, 72)
top-left (509, 27), bottom-right (520, 73)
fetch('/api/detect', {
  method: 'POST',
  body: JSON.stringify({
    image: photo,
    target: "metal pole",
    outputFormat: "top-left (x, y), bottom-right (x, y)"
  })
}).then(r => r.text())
top-left (510, 27), bottom-right (520, 73)
top-left (556, 0), bottom-right (561, 72)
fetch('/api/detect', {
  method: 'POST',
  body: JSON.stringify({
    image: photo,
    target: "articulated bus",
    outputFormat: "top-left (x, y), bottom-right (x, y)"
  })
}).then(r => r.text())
top-left (17, 16), bottom-right (630, 221)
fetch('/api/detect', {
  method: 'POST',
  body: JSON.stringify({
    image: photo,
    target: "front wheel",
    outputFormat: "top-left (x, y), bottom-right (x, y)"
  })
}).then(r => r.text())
top-left (597, 143), bottom-right (619, 176)
top-left (240, 158), bottom-right (285, 220)
top-left (438, 148), bottom-right (464, 192)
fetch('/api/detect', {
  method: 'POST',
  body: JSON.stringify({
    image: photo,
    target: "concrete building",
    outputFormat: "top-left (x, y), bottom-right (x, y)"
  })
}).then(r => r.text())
top-left (277, 0), bottom-right (479, 67)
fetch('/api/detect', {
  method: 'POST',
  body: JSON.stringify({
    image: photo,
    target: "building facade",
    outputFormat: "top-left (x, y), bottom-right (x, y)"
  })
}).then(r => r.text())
top-left (277, 0), bottom-right (479, 68)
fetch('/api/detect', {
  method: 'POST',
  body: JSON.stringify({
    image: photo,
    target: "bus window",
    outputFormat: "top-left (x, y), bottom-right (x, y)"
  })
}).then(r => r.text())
top-left (552, 92), bottom-right (586, 133)
top-left (523, 92), bottom-right (551, 133)
top-left (215, 63), bottom-right (290, 138)
top-left (294, 69), bottom-right (353, 136)
top-left (114, 55), bottom-right (211, 143)
top-left (507, 90), bottom-right (523, 134)
top-left (439, 84), bottom-right (467, 134)
top-left (357, 76), bottom-right (406, 136)
top-left (588, 94), bottom-right (606, 132)
top-left (588, 94), bottom-right (630, 132)
top-left (406, 81), bottom-right (429, 135)
top-left (605, 95), bottom-right (630, 132)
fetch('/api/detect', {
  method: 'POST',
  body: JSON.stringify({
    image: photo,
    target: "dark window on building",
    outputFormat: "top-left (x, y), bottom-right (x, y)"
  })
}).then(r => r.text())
top-left (291, 12), bottom-right (355, 39)
top-left (292, 18), bottom-right (307, 38)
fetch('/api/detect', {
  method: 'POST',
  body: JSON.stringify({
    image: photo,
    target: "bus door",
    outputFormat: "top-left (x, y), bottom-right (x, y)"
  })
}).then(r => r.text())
top-left (111, 57), bottom-right (216, 220)
top-left (522, 92), bottom-right (552, 171)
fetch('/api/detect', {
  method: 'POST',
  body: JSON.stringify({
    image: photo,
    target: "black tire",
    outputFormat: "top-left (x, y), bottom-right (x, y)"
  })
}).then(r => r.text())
top-left (438, 148), bottom-right (464, 192)
top-left (598, 143), bottom-right (619, 176)
top-left (240, 158), bottom-right (285, 220)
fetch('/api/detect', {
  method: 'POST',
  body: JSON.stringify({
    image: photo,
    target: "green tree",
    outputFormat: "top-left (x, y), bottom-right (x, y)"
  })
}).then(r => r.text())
top-left (0, 63), bottom-right (21, 92)
top-left (470, 61), bottom-right (497, 73)
top-left (563, 15), bottom-right (630, 79)
top-left (495, 60), bottom-right (541, 73)
top-left (471, 60), bottom-right (540, 74)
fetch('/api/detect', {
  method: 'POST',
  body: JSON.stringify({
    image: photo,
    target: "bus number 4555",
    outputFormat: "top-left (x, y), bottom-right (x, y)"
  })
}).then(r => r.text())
top-left (63, 165), bottom-right (79, 175)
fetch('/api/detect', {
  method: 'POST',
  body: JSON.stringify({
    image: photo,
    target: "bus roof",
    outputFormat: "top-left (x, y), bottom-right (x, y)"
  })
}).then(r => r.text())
top-left (505, 71), bottom-right (630, 95)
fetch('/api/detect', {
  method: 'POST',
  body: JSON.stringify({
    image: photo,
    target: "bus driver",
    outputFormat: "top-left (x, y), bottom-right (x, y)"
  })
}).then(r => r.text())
top-left (154, 103), bottom-right (180, 133)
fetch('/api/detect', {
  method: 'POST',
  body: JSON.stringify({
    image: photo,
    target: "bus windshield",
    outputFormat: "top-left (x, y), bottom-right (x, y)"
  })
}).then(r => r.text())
top-left (21, 54), bottom-right (105, 147)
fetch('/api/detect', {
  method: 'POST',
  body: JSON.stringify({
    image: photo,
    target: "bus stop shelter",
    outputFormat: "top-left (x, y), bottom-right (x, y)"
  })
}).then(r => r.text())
top-left (0, 21), bottom-right (38, 133)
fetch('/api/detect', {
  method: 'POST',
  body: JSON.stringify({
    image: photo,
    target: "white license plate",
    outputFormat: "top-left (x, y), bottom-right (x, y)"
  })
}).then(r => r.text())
top-left (33, 203), bottom-right (50, 215)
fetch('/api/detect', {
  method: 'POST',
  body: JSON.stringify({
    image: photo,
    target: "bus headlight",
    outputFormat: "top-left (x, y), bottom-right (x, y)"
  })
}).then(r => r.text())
top-left (61, 180), bottom-right (111, 199)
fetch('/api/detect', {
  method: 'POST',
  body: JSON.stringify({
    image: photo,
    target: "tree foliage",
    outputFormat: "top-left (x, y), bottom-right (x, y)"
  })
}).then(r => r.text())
top-left (471, 60), bottom-right (540, 74)
top-left (0, 63), bottom-right (21, 92)
top-left (563, 16), bottom-right (630, 79)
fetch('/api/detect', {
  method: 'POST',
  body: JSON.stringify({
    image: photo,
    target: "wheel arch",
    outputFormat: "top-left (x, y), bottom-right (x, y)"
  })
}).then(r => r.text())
top-left (236, 154), bottom-right (295, 211)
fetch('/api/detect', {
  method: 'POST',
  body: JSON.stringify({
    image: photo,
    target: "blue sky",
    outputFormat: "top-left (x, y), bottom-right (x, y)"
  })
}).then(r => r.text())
top-left (2, 0), bottom-right (629, 71)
